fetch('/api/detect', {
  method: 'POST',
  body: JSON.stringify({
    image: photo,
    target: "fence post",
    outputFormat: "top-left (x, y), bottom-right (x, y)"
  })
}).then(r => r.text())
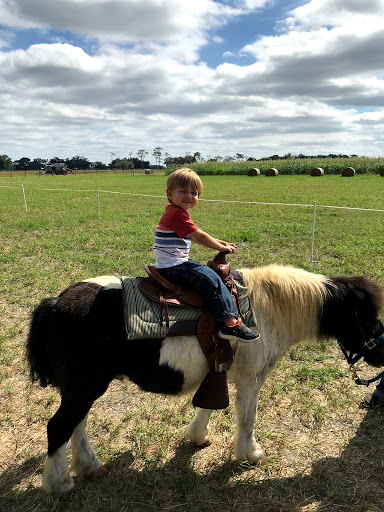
top-left (310, 201), bottom-right (316, 262)
top-left (22, 184), bottom-right (28, 212)
top-left (97, 188), bottom-right (101, 222)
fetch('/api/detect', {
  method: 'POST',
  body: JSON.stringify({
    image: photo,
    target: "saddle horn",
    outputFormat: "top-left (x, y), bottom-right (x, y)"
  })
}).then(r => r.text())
top-left (207, 251), bottom-right (231, 281)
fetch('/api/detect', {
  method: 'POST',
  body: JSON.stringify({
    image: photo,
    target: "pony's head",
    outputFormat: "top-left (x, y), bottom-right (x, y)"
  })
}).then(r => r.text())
top-left (320, 275), bottom-right (384, 367)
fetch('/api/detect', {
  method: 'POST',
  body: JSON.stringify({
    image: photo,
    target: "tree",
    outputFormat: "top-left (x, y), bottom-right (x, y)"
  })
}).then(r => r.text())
top-left (235, 153), bottom-right (245, 161)
top-left (91, 161), bottom-right (108, 170)
top-left (152, 147), bottom-right (163, 168)
top-left (13, 157), bottom-right (31, 170)
top-left (137, 149), bottom-right (149, 168)
top-left (111, 158), bottom-right (134, 170)
top-left (0, 154), bottom-right (13, 170)
top-left (30, 158), bottom-right (47, 169)
top-left (163, 152), bottom-right (171, 166)
top-left (66, 156), bottom-right (91, 169)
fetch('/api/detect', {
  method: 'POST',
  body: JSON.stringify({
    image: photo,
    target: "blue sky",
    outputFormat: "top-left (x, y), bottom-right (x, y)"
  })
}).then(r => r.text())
top-left (1, 0), bottom-right (384, 164)
top-left (200, 2), bottom-right (293, 67)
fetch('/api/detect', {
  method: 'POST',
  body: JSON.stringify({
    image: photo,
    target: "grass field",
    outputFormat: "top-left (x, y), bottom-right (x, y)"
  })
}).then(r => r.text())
top-left (1, 173), bottom-right (384, 512)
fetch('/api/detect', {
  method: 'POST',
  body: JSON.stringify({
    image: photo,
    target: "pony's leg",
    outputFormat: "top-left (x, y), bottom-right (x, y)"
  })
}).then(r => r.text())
top-left (186, 408), bottom-right (213, 447)
top-left (234, 373), bottom-right (268, 463)
top-left (70, 414), bottom-right (107, 477)
top-left (43, 442), bottom-right (73, 494)
top-left (43, 387), bottom-right (107, 494)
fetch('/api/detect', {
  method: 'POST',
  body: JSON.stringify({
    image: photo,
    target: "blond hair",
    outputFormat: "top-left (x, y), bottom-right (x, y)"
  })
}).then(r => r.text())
top-left (166, 168), bottom-right (203, 196)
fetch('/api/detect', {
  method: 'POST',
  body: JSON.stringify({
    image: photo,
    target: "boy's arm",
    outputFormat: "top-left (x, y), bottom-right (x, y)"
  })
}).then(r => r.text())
top-left (190, 229), bottom-right (236, 253)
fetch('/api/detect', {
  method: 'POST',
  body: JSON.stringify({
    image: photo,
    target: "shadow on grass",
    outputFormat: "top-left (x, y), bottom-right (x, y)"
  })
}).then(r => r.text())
top-left (1, 409), bottom-right (384, 512)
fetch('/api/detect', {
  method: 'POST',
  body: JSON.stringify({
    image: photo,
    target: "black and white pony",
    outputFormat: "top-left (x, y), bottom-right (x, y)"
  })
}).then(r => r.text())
top-left (27, 264), bottom-right (384, 494)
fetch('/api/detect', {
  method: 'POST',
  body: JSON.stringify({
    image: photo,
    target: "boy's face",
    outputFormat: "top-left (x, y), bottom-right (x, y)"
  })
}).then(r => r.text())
top-left (167, 185), bottom-right (198, 211)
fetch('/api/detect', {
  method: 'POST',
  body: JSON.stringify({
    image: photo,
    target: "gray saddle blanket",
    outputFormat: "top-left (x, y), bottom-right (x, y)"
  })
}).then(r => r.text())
top-left (121, 275), bottom-right (256, 340)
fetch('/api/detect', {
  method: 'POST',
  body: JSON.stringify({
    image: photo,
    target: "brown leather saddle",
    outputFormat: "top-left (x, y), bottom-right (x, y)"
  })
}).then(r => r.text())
top-left (138, 252), bottom-right (239, 409)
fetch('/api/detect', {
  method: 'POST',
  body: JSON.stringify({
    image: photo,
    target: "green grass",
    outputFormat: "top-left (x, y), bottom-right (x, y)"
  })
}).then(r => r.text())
top-left (1, 173), bottom-right (383, 295)
top-left (1, 172), bottom-right (384, 512)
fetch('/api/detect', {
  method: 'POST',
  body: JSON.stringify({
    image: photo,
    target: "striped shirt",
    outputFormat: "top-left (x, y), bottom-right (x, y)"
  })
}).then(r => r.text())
top-left (153, 205), bottom-right (198, 268)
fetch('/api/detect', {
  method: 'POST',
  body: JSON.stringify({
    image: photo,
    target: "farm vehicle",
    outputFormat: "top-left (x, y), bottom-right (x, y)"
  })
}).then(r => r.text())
top-left (44, 161), bottom-right (72, 175)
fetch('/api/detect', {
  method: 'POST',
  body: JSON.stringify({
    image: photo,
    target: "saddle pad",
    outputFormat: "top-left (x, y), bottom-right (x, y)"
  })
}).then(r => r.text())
top-left (121, 277), bottom-right (205, 340)
top-left (121, 275), bottom-right (257, 340)
top-left (235, 282), bottom-right (257, 329)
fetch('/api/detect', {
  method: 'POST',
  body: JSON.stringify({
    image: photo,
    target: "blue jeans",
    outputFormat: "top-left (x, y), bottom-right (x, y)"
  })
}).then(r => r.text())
top-left (157, 259), bottom-right (238, 321)
top-left (373, 375), bottom-right (384, 400)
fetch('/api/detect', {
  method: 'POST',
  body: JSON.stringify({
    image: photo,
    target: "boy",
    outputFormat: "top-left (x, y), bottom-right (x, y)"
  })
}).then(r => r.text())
top-left (153, 168), bottom-right (259, 343)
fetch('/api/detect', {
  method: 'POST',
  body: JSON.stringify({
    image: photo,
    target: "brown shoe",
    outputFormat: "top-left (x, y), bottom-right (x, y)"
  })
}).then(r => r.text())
top-left (359, 392), bottom-right (384, 410)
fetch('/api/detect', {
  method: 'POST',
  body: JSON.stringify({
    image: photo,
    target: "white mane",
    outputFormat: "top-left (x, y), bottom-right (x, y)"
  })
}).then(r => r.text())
top-left (240, 264), bottom-right (331, 347)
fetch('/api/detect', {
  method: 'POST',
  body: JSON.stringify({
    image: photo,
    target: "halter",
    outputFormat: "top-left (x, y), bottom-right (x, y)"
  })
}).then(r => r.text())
top-left (337, 332), bottom-right (384, 386)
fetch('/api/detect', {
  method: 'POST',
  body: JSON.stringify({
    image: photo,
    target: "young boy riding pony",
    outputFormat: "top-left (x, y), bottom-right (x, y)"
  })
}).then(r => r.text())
top-left (153, 168), bottom-right (259, 343)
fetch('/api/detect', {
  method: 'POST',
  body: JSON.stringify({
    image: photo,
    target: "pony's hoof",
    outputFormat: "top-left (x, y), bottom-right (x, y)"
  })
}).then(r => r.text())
top-left (256, 454), bottom-right (268, 465)
top-left (94, 465), bottom-right (109, 478)
top-left (60, 490), bottom-right (75, 502)
top-left (195, 439), bottom-right (212, 449)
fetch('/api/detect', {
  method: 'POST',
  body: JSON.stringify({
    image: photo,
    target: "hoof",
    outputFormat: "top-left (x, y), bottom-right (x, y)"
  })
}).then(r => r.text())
top-left (195, 440), bottom-right (212, 449)
top-left (60, 490), bottom-right (75, 502)
top-left (258, 454), bottom-right (268, 465)
top-left (241, 455), bottom-right (267, 466)
top-left (242, 454), bottom-right (268, 466)
top-left (93, 465), bottom-right (109, 478)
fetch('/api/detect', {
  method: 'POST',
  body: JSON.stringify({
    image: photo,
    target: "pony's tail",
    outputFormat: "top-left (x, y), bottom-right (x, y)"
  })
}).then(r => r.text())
top-left (26, 297), bottom-right (58, 387)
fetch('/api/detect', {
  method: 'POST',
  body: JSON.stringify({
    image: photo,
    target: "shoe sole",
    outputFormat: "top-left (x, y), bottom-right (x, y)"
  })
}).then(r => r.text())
top-left (218, 331), bottom-right (260, 343)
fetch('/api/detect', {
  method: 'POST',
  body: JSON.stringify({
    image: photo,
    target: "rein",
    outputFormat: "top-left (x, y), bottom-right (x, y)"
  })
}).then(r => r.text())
top-left (337, 333), bottom-right (384, 386)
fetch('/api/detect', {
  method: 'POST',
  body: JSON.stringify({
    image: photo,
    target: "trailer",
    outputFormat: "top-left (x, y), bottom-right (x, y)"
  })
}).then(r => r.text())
top-left (45, 161), bottom-right (68, 175)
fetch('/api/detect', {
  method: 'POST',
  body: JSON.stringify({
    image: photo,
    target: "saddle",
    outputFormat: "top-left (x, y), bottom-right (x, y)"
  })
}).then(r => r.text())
top-left (138, 252), bottom-right (239, 409)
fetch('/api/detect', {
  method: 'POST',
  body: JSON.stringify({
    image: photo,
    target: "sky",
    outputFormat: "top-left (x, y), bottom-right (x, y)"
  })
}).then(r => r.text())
top-left (1, 0), bottom-right (384, 164)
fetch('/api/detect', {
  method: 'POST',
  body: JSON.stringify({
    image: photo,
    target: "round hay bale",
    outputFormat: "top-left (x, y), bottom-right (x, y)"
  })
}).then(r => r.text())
top-left (311, 167), bottom-right (324, 176)
top-left (342, 167), bottom-right (356, 177)
top-left (265, 168), bottom-right (278, 176)
top-left (248, 168), bottom-right (260, 176)
top-left (379, 168), bottom-right (384, 177)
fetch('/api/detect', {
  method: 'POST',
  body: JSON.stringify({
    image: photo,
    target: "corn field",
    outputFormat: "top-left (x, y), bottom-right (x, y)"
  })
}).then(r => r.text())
top-left (166, 156), bottom-right (384, 175)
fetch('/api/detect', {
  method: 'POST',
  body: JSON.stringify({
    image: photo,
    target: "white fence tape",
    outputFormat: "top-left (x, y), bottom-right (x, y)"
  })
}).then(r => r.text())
top-left (2, 184), bottom-right (383, 212)
top-left (1, 185), bottom-right (383, 262)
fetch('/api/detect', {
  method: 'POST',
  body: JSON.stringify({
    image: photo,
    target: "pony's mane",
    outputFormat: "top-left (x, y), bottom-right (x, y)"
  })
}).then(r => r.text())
top-left (239, 264), bottom-right (331, 341)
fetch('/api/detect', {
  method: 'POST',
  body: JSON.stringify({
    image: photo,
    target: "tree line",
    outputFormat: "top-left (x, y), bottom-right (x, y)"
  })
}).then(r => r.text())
top-left (0, 150), bottom-right (358, 171)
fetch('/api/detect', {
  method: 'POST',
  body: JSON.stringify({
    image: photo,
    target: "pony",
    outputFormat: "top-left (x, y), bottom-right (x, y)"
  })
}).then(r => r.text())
top-left (26, 264), bottom-right (384, 495)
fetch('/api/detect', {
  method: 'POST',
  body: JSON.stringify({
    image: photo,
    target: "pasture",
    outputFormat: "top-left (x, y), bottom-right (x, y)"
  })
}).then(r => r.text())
top-left (1, 173), bottom-right (384, 512)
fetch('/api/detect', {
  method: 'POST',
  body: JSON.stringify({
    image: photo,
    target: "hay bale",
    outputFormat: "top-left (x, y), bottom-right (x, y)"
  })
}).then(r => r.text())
top-left (379, 168), bottom-right (384, 177)
top-left (342, 167), bottom-right (356, 177)
top-left (311, 167), bottom-right (324, 176)
top-left (265, 168), bottom-right (278, 176)
top-left (248, 168), bottom-right (260, 176)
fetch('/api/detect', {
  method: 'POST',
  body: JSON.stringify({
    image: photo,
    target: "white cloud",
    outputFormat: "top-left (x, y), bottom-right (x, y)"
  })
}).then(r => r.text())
top-left (0, 0), bottom-right (249, 62)
top-left (286, 0), bottom-right (384, 29)
top-left (1, 0), bottom-right (384, 161)
top-left (239, 2), bottom-right (384, 107)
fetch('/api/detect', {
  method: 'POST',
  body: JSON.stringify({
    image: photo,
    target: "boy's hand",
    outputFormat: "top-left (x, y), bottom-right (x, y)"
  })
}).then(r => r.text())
top-left (217, 240), bottom-right (237, 253)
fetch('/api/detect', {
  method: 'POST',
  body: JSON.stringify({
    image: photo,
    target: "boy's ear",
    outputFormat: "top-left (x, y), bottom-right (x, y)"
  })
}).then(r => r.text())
top-left (166, 188), bottom-right (172, 200)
